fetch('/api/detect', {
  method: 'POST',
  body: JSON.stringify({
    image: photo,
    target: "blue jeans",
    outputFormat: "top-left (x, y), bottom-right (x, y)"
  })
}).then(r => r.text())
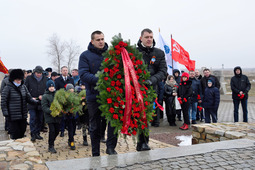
top-left (188, 102), bottom-right (198, 121)
top-left (233, 99), bottom-right (248, 122)
top-left (29, 109), bottom-right (43, 135)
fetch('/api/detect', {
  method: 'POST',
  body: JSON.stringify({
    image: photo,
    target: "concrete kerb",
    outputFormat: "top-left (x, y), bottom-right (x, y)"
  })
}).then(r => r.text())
top-left (46, 138), bottom-right (255, 170)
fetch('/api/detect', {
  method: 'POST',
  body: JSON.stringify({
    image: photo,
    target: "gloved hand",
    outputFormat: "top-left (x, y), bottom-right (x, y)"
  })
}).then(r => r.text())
top-left (144, 80), bottom-right (153, 87)
top-left (177, 97), bottom-right (183, 104)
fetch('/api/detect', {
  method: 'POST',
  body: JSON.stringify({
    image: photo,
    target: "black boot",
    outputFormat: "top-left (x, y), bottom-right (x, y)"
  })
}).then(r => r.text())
top-left (83, 136), bottom-right (88, 146)
top-left (35, 133), bottom-right (43, 140)
top-left (31, 134), bottom-right (36, 142)
top-left (106, 148), bottom-right (117, 155)
top-left (48, 146), bottom-right (57, 153)
top-left (192, 120), bottom-right (197, 124)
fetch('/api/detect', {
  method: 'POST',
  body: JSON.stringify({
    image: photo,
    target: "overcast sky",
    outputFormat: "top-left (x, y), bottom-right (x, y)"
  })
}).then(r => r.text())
top-left (1, 0), bottom-right (255, 71)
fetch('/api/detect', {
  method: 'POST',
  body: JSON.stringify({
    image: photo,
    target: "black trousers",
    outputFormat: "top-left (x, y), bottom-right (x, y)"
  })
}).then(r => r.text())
top-left (165, 97), bottom-right (176, 124)
top-left (181, 101), bottom-right (190, 125)
top-left (65, 118), bottom-right (76, 142)
top-left (88, 101), bottom-right (117, 156)
top-left (48, 123), bottom-right (60, 147)
top-left (9, 119), bottom-right (27, 140)
top-left (137, 130), bottom-right (149, 147)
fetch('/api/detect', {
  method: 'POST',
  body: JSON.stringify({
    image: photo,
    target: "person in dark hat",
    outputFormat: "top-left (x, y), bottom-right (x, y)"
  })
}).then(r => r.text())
top-left (1, 69), bottom-right (38, 139)
top-left (45, 67), bottom-right (53, 80)
top-left (25, 65), bottom-right (48, 142)
top-left (27, 70), bottom-right (32, 76)
top-left (41, 80), bottom-right (61, 153)
top-left (50, 72), bottom-right (58, 82)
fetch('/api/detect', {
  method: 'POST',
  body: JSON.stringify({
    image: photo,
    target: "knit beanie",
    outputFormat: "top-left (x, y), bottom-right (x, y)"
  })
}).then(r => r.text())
top-left (46, 80), bottom-right (55, 89)
top-left (65, 83), bottom-right (74, 91)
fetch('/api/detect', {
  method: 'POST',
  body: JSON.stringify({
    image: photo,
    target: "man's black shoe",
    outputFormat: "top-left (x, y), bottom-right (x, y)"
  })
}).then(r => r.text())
top-left (169, 122), bottom-right (177, 126)
top-left (106, 148), bottom-right (117, 155)
top-left (35, 134), bottom-right (43, 140)
top-left (48, 146), bottom-right (57, 153)
top-left (31, 134), bottom-right (36, 142)
top-left (153, 124), bottom-right (159, 127)
top-left (60, 131), bottom-right (64, 137)
top-left (192, 120), bottom-right (197, 124)
top-left (136, 143), bottom-right (151, 151)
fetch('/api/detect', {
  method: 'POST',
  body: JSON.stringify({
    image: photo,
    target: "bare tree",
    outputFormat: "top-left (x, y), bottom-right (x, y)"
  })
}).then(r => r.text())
top-left (47, 34), bottom-right (66, 73)
top-left (65, 40), bottom-right (80, 73)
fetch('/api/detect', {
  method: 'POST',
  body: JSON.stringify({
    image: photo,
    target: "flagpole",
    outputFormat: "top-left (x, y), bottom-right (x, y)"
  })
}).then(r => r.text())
top-left (171, 34), bottom-right (174, 72)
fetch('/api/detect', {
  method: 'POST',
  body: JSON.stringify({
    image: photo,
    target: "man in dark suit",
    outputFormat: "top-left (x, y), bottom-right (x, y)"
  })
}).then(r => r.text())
top-left (55, 66), bottom-right (74, 137)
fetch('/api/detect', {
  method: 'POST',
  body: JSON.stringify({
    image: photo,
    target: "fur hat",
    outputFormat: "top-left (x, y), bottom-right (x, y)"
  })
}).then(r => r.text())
top-left (45, 67), bottom-right (52, 72)
top-left (65, 83), bottom-right (74, 91)
top-left (9, 69), bottom-right (24, 82)
top-left (46, 80), bottom-right (55, 89)
top-left (34, 66), bottom-right (44, 73)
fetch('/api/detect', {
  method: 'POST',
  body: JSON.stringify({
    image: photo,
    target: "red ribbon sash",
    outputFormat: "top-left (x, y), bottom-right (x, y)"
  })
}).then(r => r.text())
top-left (121, 48), bottom-right (145, 134)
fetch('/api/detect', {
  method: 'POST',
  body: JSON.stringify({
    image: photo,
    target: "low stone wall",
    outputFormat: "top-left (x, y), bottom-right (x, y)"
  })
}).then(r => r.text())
top-left (192, 122), bottom-right (255, 144)
top-left (0, 138), bottom-right (47, 170)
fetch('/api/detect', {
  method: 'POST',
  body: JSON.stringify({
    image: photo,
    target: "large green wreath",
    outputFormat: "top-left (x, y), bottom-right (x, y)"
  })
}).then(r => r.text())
top-left (50, 89), bottom-right (86, 117)
top-left (96, 34), bottom-right (157, 137)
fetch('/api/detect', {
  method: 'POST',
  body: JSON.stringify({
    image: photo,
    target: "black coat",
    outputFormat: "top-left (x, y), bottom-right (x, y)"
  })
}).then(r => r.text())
top-left (137, 40), bottom-right (167, 88)
top-left (189, 77), bottom-right (203, 103)
top-left (177, 80), bottom-right (193, 101)
top-left (41, 90), bottom-right (61, 124)
top-left (1, 81), bottom-right (37, 121)
top-left (25, 74), bottom-right (47, 110)
top-left (55, 76), bottom-right (74, 91)
top-left (230, 66), bottom-right (251, 100)
top-left (201, 75), bottom-right (220, 95)
top-left (203, 78), bottom-right (220, 109)
top-left (173, 69), bottom-right (181, 84)
top-left (78, 42), bottom-right (108, 102)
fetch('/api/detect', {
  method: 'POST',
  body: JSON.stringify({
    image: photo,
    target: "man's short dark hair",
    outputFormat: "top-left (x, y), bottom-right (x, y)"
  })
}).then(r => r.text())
top-left (141, 28), bottom-right (153, 36)
top-left (203, 68), bottom-right (210, 72)
top-left (61, 66), bottom-right (68, 70)
top-left (72, 69), bottom-right (78, 72)
top-left (51, 72), bottom-right (58, 77)
top-left (91, 30), bottom-right (103, 40)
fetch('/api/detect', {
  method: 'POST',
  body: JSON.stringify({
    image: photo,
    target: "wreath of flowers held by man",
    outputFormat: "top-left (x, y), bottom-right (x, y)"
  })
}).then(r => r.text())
top-left (96, 34), bottom-right (156, 138)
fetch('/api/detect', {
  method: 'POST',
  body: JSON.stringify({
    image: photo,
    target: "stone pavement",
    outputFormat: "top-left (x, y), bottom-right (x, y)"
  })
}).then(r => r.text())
top-left (46, 138), bottom-right (255, 169)
top-left (0, 138), bottom-right (47, 170)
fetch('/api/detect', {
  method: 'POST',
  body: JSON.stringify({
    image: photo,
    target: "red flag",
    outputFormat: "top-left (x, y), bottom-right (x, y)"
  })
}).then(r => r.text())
top-left (0, 58), bottom-right (8, 74)
top-left (171, 38), bottom-right (195, 71)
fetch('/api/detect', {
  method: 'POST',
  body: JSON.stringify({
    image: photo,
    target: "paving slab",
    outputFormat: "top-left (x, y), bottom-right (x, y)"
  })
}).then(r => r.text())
top-left (46, 138), bottom-right (255, 170)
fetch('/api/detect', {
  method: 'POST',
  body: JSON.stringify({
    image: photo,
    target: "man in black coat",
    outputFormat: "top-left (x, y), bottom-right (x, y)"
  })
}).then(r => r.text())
top-left (54, 66), bottom-right (75, 137)
top-left (25, 66), bottom-right (47, 141)
top-left (230, 66), bottom-right (251, 122)
top-left (79, 30), bottom-right (117, 156)
top-left (136, 28), bottom-right (167, 151)
top-left (200, 68), bottom-right (220, 95)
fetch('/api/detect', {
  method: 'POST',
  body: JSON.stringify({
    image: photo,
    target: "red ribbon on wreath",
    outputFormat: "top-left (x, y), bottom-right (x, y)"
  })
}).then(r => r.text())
top-left (121, 47), bottom-right (145, 134)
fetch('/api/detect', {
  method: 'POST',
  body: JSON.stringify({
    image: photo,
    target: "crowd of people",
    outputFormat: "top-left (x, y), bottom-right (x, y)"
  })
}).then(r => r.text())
top-left (0, 28), bottom-right (251, 157)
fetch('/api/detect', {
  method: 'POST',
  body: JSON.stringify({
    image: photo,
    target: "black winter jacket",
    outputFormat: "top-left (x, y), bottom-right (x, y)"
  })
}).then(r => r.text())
top-left (173, 69), bottom-right (181, 84)
top-left (177, 80), bottom-right (193, 101)
top-left (55, 76), bottom-right (74, 91)
top-left (201, 75), bottom-right (220, 95)
top-left (230, 66), bottom-right (251, 100)
top-left (25, 74), bottom-right (47, 110)
top-left (137, 40), bottom-right (167, 88)
top-left (189, 77), bottom-right (203, 103)
top-left (41, 90), bottom-right (61, 124)
top-left (1, 81), bottom-right (37, 121)
top-left (202, 78), bottom-right (220, 109)
top-left (78, 42), bottom-right (108, 102)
